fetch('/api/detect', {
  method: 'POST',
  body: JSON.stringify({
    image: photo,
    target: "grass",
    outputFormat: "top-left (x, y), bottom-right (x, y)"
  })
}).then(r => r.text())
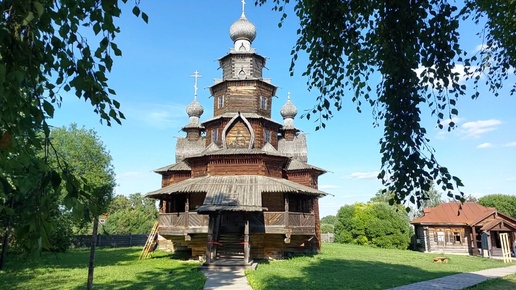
top-left (467, 273), bottom-right (516, 289)
top-left (1, 243), bottom-right (514, 290)
top-left (246, 243), bottom-right (510, 290)
top-left (0, 247), bottom-right (205, 290)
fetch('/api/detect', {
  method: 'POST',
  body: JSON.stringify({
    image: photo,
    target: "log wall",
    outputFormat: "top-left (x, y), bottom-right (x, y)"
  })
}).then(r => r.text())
top-left (425, 226), bottom-right (471, 255)
top-left (162, 172), bottom-right (191, 187)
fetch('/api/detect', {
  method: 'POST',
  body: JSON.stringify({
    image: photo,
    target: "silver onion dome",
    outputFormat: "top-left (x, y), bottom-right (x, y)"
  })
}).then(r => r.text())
top-left (280, 98), bottom-right (298, 120)
top-left (229, 15), bottom-right (256, 43)
top-left (186, 98), bottom-right (204, 118)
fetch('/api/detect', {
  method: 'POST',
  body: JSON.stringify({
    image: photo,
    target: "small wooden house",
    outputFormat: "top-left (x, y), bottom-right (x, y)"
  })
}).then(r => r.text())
top-left (411, 202), bottom-right (516, 257)
top-left (146, 9), bottom-right (327, 265)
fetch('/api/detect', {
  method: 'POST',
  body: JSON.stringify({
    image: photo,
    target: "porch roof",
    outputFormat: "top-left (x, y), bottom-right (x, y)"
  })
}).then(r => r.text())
top-left (479, 219), bottom-right (516, 231)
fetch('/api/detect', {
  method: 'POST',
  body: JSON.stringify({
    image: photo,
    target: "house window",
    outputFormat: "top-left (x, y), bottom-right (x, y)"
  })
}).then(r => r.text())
top-left (212, 129), bottom-right (219, 143)
top-left (260, 96), bottom-right (267, 110)
top-left (454, 232), bottom-right (461, 243)
top-left (264, 129), bottom-right (271, 143)
top-left (218, 95), bottom-right (224, 109)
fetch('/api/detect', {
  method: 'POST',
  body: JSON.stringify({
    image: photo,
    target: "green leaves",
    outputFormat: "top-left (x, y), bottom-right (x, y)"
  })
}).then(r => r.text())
top-left (0, 0), bottom-right (146, 254)
top-left (257, 0), bottom-right (488, 208)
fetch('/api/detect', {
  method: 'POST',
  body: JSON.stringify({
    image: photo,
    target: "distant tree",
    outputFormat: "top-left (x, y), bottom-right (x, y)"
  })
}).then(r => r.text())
top-left (334, 202), bottom-right (411, 249)
top-left (320, 215), bottom-right (337, 225)
top-left (464, 194), bottom-right (478, 202)
top-left (334, 205), bottom-right (355, 244)
top-left (478, 194), bottom-right (516, 218)
top-left (102, 194), bottom-right (157, 234)
top-left (320, 224), bottom-right (334, 234)
top-left (0, 124), bottom-right (115, 268)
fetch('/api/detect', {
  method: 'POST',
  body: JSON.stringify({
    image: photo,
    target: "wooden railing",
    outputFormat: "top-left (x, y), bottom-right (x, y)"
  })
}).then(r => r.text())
top-left (158, 212), bottom-right (209, 228)
top-left (264, 212), bottom-right (315, 228)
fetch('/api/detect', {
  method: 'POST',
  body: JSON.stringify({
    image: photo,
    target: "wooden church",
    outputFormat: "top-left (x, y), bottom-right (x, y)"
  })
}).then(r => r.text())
top-left (147, 5), bottom-right (327, 265)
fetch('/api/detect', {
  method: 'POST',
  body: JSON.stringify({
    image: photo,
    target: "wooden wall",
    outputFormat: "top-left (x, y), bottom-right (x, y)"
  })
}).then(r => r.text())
top-left (162, 172), bottom-right (191, 187)
top-left (210, 80), bottom-right (275, 117)
top-left (423, 226), bottom-right (472, 255)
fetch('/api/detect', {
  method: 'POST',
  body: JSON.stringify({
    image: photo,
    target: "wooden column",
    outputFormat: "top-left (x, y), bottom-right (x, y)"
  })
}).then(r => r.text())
top-left (313, 198), bottom-right (321, 252)
top-left (472, 226), bottom-right (478, 255)
top-left (185, 195), bottom-right (190, 228)
top-left (244, 219), bottom-right (250, 264)
top-left (284, 193), bottom-right (289, 228)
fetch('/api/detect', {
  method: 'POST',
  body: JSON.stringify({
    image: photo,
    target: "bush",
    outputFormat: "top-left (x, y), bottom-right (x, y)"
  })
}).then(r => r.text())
top-left (334, 202), bottom-right (411, 249)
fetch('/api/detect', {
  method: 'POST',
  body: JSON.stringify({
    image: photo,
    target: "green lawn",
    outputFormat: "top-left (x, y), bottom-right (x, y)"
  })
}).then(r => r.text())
top-left (0, 247), bottom-right (205, 290)
top-left (246, 243), bottom-right (511, 290)
top-left (467, 273), bottom-right (516, 289)
top-left (1, 244), bottom-right (513, 290)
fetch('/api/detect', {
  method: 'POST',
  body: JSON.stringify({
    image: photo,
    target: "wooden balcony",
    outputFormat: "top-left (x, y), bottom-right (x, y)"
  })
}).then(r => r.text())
top-left (158, 212), bottom-right (209, 235)
top-left (263, 212), bottom-right (315, 234)
top-left (158, 211), bottom-right (315, 236)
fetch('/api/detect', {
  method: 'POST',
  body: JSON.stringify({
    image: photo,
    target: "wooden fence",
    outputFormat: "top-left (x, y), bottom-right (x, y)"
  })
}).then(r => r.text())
top-left (72, 234), bottom-right (148, 248)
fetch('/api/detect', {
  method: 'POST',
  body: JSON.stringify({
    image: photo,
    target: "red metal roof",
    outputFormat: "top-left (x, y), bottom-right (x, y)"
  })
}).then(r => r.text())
top-left (411, 202), bottom-right (496, 225)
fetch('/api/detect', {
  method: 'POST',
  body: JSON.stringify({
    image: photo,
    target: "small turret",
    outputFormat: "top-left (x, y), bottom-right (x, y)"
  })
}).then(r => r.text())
top-left (280, 92), bottom-right (299, 141)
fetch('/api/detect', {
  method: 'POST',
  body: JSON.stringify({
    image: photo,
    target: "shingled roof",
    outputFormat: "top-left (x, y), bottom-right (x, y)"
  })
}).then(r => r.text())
top-left (411, 202), bottom-right (496, 225)
top-left (147, 175), bottom-right (327, 212)
top-left (154, 160), bottom-right (191, 173)
top-left (286, 158), bottom-right (326, 173)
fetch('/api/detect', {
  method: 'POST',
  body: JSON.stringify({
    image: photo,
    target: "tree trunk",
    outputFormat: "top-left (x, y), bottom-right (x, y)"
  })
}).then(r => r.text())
top-left (0, 196), bottom-right (14, 270)
top-left (87, 217), bottom-right (99, 290)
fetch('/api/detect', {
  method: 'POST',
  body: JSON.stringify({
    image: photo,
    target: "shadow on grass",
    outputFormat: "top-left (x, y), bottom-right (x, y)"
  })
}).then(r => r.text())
top-left (1, 248), bottom-right (206, 290)
top-left (247, 257), bottom-right (514, 290)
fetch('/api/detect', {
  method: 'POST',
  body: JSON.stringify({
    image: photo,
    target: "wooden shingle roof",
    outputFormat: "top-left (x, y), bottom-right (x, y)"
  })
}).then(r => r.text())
top-left (411, 202), bottom-right (496, 225)
top-left (286, 158), bottom-right (326, 173)
top-left (147, 175), bottom-right (326, 197)
top-left (147, 175), bottom-right (327, 212)
top-left (154, 161), bottom-right (191, 173)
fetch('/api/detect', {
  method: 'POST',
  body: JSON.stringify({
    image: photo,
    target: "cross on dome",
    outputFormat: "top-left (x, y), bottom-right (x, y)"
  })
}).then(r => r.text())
top-left (241, 0), bottom-right (246, 17)
top-left (190, 70), bottom-right (202, 99)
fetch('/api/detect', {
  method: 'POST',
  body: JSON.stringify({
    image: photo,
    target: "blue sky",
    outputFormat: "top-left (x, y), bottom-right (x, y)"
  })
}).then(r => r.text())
top-left (50, 1), bottom-right (516, 218)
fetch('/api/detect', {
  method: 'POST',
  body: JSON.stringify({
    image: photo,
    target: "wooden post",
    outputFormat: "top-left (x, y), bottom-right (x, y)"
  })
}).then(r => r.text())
top-left (284, 193), bottom-right (289, 228)
top-left (244, 219), bottom-right (250, 264)
top-left (206, 214), bottom-right (214, 264)
top-left (471, 226), bottom-right (478, 255)
top-left (313, 198), bottom-right (322, 252)
top-left (185, 195), bottom-right (190, 228)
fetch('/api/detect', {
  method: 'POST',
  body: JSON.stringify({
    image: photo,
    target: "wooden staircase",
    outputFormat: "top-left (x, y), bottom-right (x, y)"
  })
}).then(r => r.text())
top-left (139, 221), bottom-right (159, 260)
top-left (217, 233), bottom-right (245, 260)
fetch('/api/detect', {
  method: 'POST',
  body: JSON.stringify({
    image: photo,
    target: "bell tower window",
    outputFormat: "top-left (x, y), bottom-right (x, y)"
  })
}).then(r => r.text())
top-left (212, 129), bottom-right (219, 143)
top-left (260, 96), bottom-right (267, 110)
top-left (218, 95), bottom-right (224, 109)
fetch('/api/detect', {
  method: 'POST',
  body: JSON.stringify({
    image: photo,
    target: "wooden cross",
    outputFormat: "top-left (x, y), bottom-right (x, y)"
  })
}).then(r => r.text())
top-left (190, 70), bottom-right (202, 99)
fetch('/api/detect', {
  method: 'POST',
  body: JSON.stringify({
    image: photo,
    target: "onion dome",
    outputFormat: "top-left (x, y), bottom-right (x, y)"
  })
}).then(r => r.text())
top-left (280, 95), bottom-right (298, 119)
top-left (229, 14), bottom-right (256, 44)
top-left (186, 98), bottom-right (204, 118)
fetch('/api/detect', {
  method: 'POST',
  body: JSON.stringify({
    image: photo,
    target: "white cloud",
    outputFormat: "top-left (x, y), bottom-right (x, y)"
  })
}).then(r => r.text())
top-left (319, 184), bottom-right (340, 189)
top-left (504, 142), bottom-right (516, 147)
top-left (124, 102), bottom-right (185, 129)
top-left (435, 117), bottom-right (463, 139)
top-left (477, 143), bottom-right (495, 149)
top-left (506, 177), bottom-right (516, 182)
top-left (349, 171), bottom-right (379, 180)
top-left (460, 119), bottom-right (501, 138)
